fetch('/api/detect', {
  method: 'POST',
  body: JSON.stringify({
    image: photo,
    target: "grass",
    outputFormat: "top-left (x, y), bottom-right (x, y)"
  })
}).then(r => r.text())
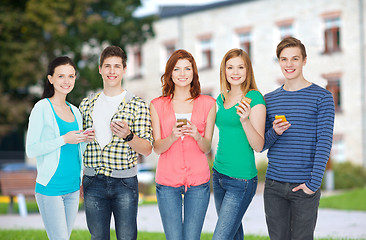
top-left (1, 188), bottom-right (365, 215)
top-left (2, 188), bottom-right (365, 214)
top-left (319, 188), bottom-right (366, 211)
top-left (0, 230), bottom-right (215, 240)
top-left (0, 230), bottom-right (171, 240)
top-left (0, 195), bottom-right (157, 214)
top-left (0, 189), bottom-right (365, 240)
top-left (0, 200), bottom-right (39, 214)
top-left (0, 230), bottom-right (362, 240)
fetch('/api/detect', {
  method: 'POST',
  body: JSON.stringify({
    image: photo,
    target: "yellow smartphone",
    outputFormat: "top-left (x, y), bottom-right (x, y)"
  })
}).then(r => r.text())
top-left (241, 97), bottom-right (252, 105)
top-left (275, 115), bottom-right (287, 122)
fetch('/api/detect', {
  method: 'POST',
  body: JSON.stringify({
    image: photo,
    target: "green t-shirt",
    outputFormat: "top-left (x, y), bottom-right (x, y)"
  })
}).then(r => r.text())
top-left (214, 90), bottom-right (266, 179)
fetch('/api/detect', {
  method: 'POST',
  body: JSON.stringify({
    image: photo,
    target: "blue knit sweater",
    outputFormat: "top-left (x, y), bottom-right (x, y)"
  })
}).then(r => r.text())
top-left (263, 84), bottom-right (335, 192)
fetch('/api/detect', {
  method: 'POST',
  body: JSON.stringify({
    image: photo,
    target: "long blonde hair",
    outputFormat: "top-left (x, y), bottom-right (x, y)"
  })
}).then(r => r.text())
top-left (219, 48), bottom-right (258, 100)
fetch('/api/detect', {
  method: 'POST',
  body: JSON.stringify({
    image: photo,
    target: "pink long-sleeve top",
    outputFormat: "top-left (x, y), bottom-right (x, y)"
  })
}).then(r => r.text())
top-left (151, 95), bottom-right (215, 189)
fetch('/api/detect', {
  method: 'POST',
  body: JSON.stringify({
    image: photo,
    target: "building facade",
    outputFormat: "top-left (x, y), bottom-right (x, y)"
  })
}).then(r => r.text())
top-left (124, 0), bottom-right (366, 165)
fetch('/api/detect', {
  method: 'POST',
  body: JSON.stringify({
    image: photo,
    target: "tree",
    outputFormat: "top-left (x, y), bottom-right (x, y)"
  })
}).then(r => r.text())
top-left (0, 0), bottom-right (155, 148)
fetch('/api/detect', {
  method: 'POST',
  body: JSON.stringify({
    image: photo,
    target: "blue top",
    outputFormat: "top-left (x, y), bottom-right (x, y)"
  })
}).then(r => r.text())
top-left (26, 99), bottom-right (85, 186)
top-left (263, 83), bottom-right (335, 192)
top-left (35, 99), bottom-right (81, 195)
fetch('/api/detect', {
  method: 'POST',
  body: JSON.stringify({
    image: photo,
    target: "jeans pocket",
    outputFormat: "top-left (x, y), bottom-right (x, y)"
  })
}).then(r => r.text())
top-left (299, 189), bottom-right (316, 198)
top-left (120, 176), bottom-right (138, 191)
top-left (265, 178), bottom-right (275, 187)
top-left (82, 175), bottom-right (94, 190)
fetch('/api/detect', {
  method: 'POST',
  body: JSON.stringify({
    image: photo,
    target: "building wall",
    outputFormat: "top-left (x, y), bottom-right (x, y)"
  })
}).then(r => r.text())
top-left (124, 0), bottom-right (366, 165)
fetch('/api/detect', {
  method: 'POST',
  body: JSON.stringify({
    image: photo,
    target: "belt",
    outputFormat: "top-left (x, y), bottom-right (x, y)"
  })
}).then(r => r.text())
top-left (84, 166), bottom-right (137, 178)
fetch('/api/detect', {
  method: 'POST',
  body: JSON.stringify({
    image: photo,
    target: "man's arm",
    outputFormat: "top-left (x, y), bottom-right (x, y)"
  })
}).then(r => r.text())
top-left (110, 99), bottom-right (152, 156)
top-left (305, 92), bottom-right (335, 192)
top-left (126, 132), bottom-right (152, 156)
top-left (262, 113), bottom-right (281, 152)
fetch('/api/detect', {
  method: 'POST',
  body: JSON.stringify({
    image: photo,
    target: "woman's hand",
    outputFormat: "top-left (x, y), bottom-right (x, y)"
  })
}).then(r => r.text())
top-left (272, 119), bottom-right (291, 135)
top-left (83, 130), bottom-right (95, 143)
top-left (63, 130), bottom-right (87, 144)
top-left (182, 120), bottom-right (202, 142)
top-left (170, 122), bottom-right (184, 141)
top-left (236, 101), bottom-right (251, 123)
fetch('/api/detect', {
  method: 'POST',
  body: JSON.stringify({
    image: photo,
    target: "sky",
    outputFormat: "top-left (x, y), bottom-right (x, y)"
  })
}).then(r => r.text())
top-left (135, 0), bottom-right (228, 16)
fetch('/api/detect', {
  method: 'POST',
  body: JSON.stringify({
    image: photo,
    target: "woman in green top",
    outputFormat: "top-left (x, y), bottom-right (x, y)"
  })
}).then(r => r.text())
top-left (212, 48), bottom-right (266, 240)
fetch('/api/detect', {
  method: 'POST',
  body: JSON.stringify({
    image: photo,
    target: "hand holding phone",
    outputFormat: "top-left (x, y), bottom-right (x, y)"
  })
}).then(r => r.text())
top-left (275, 115), bottom-right (287, 122)
top-left (83, 128), bottom-right (94, 135)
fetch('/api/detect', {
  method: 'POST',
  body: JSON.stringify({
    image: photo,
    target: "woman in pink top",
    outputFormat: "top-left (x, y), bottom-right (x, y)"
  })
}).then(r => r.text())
top-left (150, 49), bottom-right (216, 240)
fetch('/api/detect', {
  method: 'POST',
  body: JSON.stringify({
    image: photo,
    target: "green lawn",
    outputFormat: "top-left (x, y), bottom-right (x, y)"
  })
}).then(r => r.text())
top-left (1, 188), bottom-right (365, 214)
top-left (0, 230), bottom-right (235, 240)
top-left (0, 189), bottom-right (365, 240)
top-left (0, 230), bottom-right (361, 240)
top-left (319, 188), bottom-right (366, 211)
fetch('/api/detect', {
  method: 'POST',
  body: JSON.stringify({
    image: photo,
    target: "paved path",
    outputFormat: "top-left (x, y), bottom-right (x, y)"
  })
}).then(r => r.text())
top-left (0, 193), bottom-right (366, 239)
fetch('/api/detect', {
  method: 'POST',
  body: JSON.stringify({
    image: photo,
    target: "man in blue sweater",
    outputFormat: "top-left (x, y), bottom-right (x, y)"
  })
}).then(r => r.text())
top-left (262, 37), bottom-right (335, 240)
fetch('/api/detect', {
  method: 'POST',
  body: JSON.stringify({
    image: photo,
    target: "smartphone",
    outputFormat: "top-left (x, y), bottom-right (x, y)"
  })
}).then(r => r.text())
top-left (176, 119), bottom-right (188, 128)
top-left (83, 128), bottom-right (94, 134)
top-left (275, 115), bottom-right (287, 122)
top-left (112, 119), bottom-right (122, 123)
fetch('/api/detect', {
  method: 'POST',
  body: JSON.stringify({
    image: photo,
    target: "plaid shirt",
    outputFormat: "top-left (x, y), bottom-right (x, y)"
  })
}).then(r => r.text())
top-left (79, 91), bottom-right (152, 176)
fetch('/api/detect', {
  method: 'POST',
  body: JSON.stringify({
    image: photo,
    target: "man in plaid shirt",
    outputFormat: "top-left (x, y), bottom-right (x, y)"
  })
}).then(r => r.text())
top-left (79, 46), bottom-right (152, 240)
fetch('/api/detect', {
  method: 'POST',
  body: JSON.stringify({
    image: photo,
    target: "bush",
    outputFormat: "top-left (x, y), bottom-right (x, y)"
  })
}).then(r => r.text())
top-left (256, 161), bottom-right (268, 182)
top-left (322, 162), bottom-right (366, 190)
top-left (258, 159), bottom-right (366, 190)
top-left (332, 162), bottom-right (366, 189)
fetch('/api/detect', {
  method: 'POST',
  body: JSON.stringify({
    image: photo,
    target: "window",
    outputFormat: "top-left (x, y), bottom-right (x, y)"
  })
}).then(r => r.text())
top-left (165, 44), bottom-right (175, 62)
top-left (239, 32), bottom-right (252, 58)
top-left (325, 77), bottom-right (342, 112)
top-left (132, 47), bottom-right (143, 79)
top-left (323, 17), bottom-right (341, 53)
top-left (276, 19), bottom-right (294, 40)
top-left (279, 24), bottom-right (293, 40)
top-left (331, 135), bottom-right (346, 162)
top-left (200, 38), bottom-right (213, 70)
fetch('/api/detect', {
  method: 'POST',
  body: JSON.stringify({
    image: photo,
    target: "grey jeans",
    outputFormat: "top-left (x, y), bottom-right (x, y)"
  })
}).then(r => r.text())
top-left (263, 179), bottom-right (321, 240)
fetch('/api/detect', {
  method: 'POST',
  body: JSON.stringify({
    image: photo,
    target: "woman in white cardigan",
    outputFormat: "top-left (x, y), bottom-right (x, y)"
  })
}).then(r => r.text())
top-left (26, 56), bottom-right (94, 240)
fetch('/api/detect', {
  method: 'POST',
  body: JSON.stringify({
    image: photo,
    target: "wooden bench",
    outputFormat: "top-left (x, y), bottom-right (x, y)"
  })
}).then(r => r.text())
top-left (0, 170), bottom-right (36, 216)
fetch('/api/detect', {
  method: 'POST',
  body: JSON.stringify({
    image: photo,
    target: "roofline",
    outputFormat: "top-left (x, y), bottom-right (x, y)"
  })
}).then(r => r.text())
top-left (159, 0), bottom-right (255, 18)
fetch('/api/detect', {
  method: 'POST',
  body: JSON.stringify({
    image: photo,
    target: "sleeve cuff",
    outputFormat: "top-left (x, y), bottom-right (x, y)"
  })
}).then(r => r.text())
top-left (268, 127), bottom-right (280, 142)
top-left (305, 181), bottom-right (319, 192)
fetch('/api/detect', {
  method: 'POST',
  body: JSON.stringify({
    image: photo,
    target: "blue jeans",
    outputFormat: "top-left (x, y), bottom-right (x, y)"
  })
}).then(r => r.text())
top-left (35, 190), bottom-right (80, 240)
top-left (156, 181), bottom-right (210, 240)
top-left (83, 175), bottom-right (139, 240)
top-left (212, 169), bottom-right (257, 240)
top-left (264, 178), bottom-right (321, 240)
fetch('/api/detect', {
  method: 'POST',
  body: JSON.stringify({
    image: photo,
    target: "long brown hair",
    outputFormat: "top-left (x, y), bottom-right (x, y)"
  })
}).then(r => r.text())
top-left (161, 49), bottom-right (201, 99)
top-left (220, 48), bottom-right (258, 100)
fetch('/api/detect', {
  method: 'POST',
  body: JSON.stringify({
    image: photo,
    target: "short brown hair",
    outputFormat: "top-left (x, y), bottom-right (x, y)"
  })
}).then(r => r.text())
top-left (220, 48), bottom-right (258, 100)
top-left (276, 37), bottom-right (307, 60)
top-left (100, 46), bottom-right (127, 68)
top-left (161, 49), bottom-right (201, 99)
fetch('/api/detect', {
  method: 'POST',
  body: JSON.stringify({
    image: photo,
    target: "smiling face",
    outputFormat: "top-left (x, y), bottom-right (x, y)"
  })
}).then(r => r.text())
top-left (99, 56), bottom-right (126, 90)
top-left (279, 47), bottom-right (307, 81)
top-left (225, 56), bottom-right (247, 87)
top-left (47, 64), bottom-right (76, 97)
top-left (171, 59), bottom-right (193, 88)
